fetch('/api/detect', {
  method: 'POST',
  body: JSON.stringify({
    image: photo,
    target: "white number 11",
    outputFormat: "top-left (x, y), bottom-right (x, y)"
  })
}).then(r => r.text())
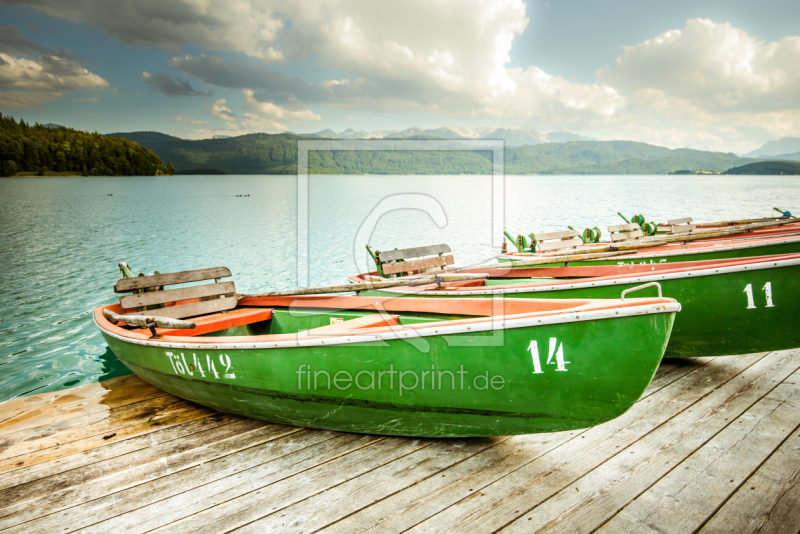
top-left (744, 282), bottom-right (774, 309)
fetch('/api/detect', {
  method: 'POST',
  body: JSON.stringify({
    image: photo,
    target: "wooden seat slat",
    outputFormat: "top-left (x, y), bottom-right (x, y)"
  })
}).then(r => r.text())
top-left (382, 255), bottom-right (454, 275)
top-left (608, 223), bottom-right (642, 232)
top-left (670, 223), bottom-right (696, 234)
top-left (120, 281), bottom-right (235, 309)
top-left (610, 229), bottom-right (644, 242)
top-left (667, 217), bottom-right (693, 225)
top-left (378, 245), bottom-right (451, 262)
top-left (128, 296), bottom-right (238, 319)
top-left (538, 237), bottom-right (584, 252)
top-left (115, 267), bottom-right (232, 293)
top-left (532, 230), bottom-right (579, 241)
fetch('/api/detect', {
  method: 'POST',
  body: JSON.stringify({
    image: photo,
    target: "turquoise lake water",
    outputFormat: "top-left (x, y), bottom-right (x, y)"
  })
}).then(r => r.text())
top-left (0, 174), bottom-right (797, 402)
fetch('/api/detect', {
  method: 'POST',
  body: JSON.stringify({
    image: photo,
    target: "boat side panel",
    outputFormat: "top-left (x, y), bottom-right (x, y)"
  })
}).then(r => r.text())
top-left (365, 264), bottom-right (800, 358)
top-left (101, 312), bottom-right (674, 437)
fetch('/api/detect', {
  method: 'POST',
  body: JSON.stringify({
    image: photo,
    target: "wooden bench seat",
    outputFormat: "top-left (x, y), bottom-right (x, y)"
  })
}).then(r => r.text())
top-left (115, 266), bottom-right (238, 319)
top-left (367, 244), bottom-right (454, 278)
top-left (531, 229), bottom-right (583, 252)
top-left (608, 222), bottom-right (644, 242)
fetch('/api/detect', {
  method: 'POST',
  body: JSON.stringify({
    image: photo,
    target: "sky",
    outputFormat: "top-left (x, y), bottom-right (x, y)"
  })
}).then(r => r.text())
top-left (0, 0), bottom-right (799, 153)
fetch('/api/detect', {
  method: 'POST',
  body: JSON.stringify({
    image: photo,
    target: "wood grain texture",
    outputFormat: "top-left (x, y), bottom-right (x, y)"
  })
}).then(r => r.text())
top-left (1, 352), bottom-right (798, 534)
top-left (382, 254), bottom-right (454, 275)
top-left (119, 281), bottom-right (235, 309)
top-left (128, 295), bottom-right (238, 319)
top-left (114, 267), bottom-right (231, 292)
top-left (378, 244), bottom-right (451, 262)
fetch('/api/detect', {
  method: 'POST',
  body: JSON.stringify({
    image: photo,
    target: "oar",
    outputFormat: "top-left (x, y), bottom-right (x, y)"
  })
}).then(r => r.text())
top-left (459, 250), bottom-right (632, 271)
top-left (238, 273), bottom-right (489, 298)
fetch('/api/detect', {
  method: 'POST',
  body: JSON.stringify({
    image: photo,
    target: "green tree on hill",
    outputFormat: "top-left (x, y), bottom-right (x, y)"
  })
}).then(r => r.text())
top-left (0, 114), bottom-right (169, 176)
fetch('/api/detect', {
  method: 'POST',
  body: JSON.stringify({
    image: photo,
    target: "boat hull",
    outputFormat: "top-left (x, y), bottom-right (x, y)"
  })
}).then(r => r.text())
top-left (498, 236), bottom-right (800, 267)
top-left (364, 257), bottom-right (800, 358)
top-left (98, 307), bottom-right (675, 437)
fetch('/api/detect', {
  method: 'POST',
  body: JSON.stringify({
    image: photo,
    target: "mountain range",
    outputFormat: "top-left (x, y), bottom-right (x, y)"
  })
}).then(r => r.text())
top-left (302, 125), bottom-right (595, 146)
top-left (744, 137), bottom-right (800, 158)
top-left (108, 131), bottom-right (764, 175)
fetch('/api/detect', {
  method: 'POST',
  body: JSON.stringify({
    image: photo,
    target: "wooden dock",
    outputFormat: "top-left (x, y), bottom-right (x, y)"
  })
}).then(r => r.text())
top-left (1, 350), bottom-right (798, 533)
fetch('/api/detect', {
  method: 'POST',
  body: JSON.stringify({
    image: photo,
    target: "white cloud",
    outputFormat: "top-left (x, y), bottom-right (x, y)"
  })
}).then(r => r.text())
top-left (13, 0), bottom-right (623, 124)
top-left (0, 53), bottom-right (108, 93)
top-left (171, 114), bottom-right (208, 124)
top-left (599, 18), bottom-right (800, 112)
top-left (0, 25), bottom-right (109, 108)
top-left (204, 98), bottom-right (236, 122)
top-left (4, 0), bottom-right (285, 60)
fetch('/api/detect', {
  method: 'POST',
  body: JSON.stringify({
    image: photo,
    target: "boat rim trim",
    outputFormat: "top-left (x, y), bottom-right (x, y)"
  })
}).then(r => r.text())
top-left (376, 256), bottom-right (800, 296)
top-left (94, 301), bottom-right (680, 351)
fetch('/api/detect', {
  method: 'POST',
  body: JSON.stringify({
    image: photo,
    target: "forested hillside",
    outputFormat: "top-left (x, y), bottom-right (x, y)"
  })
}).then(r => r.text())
top-left (113, 131), bottom-right (759, 175)
top-left (0, 115), bottom-right (173, 176)
top-left (724, 161), bottom-right (800, 175)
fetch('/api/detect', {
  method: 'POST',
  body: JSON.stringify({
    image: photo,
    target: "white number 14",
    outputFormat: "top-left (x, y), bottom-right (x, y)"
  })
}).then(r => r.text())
top-left (744, 282), bottom-right (775, 309)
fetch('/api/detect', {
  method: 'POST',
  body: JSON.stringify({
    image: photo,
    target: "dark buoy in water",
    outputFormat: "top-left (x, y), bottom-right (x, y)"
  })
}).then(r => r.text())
top-left (107, 194), bottom-right (113, 196)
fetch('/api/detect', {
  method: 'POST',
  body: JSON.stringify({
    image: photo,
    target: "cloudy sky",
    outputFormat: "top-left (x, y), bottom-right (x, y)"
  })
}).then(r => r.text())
top-left (0, 0), bottom-right (798, 153)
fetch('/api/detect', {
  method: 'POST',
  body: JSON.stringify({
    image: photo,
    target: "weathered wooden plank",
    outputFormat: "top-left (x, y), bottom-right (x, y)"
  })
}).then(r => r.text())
top-left (236, 438), bottom-right (511, 534)
top-left (594, 368), bottom-right (800, 534)
top-left (401, 352), bottom-right (773, 534)
top-left (114, 267), bottom-right (231, 293)
top-left (610, 229), bottom-right (644, 241)
top-left (378, 245), bottom-right (451, 262)
top-left (319, 435), bottom-right (569, 534)
top-left (538, 237), bottom-right (583, 252)
top-left (699, 424), bottom-right (800, 533)
top-left (320, 360), bottom-right (714, 534)
top-left (0, 413), bottom-right (240, 491)
top-left (0, 395), bottom-right (187, 462)
top-left (0, 424), bottom-right (302, 531)
top-left (667, 217), bottom-right (693, 225)
top-left (119, 281), bottom-right (235, 309)
top-left (0, 404), bottom-right (212, 475)
top-left (532, 230), bottom-right (579, 241)
top-left (128, 295), bottom-right (238, 319)
top-left (670, 223), bottom-right (697, 234)
top-left (159, 438), bottom-right (432, 534)
top-left (494, 350), bottom-right (800, 534)
top-left (382, 255), bottom-right (454, 275)
top-left (0, 417), bottom-right (264, 509)
top-left (82, 433), bottom-right (374, 534)
top-left (608, 223), bottom-right (642, 232)
top-left (0, 376), bottom-right (163, 438)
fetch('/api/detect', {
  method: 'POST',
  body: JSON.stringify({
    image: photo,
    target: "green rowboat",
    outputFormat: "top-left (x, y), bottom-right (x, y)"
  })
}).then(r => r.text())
top-left (95, 294), bottom-right (678, 437)
top-left (496, 234), bottom-right (800, 268)
top-left (357, 253), bottom-right (800, 358)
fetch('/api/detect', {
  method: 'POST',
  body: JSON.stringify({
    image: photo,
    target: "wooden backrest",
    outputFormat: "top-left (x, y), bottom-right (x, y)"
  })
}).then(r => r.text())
top-left (369, 244), bottom-right (454, 278)
top-left (608, 223), bottom-right (644, 242)
top-left (531, 229), bottom-right (583, 252)
top-left (115, 267), bottom-right (237, 319)
top-left (667, 217), bottom-right (696, 234)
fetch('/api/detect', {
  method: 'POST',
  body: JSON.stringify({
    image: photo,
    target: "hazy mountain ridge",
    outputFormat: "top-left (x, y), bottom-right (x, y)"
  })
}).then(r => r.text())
top-left (745, 137), bottom-right (800, 157)
top-left (305, 125), bottom-right (595, 146)
top-left (107, 131), bottom-right (766, 175)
